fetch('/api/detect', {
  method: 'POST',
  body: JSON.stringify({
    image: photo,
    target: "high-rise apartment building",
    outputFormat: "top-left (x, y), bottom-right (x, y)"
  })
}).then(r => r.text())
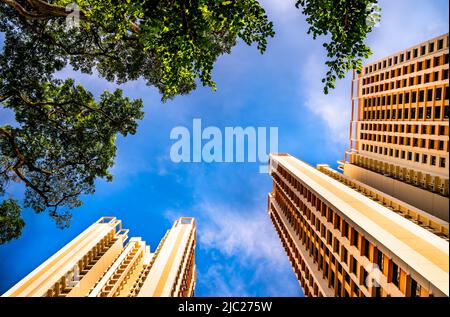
top-left (268, 154), bottom-right (448, 297)
top-left (2, 216), bottom-right (196, 297)
top-left (267, 34), bottom-right (449, 297)
top-left (342, 34), bottom-right (449, 221)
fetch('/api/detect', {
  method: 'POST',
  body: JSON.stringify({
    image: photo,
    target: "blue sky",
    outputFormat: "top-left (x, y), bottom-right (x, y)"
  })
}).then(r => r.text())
top-left (0, 0), bottom-right (448, 297)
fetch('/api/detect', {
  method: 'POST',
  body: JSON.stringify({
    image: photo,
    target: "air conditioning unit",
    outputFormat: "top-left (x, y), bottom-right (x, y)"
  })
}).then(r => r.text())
top-left (429, 183), bottom-right (436, 192)
top-left (438, 179), bottom-right (449, 196)
top-left (438, 183), bottom-right (446, 195)
top-left (421, 178), bottom-right (427, 188)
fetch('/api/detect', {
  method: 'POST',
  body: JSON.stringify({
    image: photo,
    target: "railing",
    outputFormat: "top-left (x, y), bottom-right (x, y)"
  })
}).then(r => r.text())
top-left (127, 231), bottom-right (170, 297)
top-left (317, 165), bottom-right (449, 240)
top-left (46, 232), bottom-right (117, 297)
top-left (170, 229), bottom-right (195, 297)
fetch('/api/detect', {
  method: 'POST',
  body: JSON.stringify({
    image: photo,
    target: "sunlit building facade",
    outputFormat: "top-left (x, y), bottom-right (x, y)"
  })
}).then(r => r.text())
top-left (2, 217), bottom-right (196, 297)
top-left (342, 33), bottom-right (449, 221)
top-left (268, 154), bottom-right (448, 297)
top-left (268, 34), bottom-right (449, 298)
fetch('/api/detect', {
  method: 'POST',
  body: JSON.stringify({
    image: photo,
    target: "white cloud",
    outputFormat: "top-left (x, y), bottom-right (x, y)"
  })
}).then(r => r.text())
top-left (300, 55), bottom-right (351, 146)
top-left (367, 0), bottom-right (449, 61)
top-left (196, 201), bottom-right (286, 265)
top-left (164, 200), bottom-right (302, 296)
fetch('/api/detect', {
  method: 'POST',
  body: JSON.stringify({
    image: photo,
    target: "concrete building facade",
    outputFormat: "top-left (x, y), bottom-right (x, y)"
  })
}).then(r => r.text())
top-left (342, 33), bottom-right (449, 221)
top-left (2, 216), bottom-right (196, 297)
top-left (266, 31), bottom-right (449, 299)
top-left (268, 154), bottom-right (448, 297)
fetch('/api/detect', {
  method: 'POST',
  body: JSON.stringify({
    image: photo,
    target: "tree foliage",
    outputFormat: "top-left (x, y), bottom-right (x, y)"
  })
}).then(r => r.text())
top-left (0, 198), bottom-right (24, 244)
top-left (296, 0), bottom-right (380, 93)
top-left (0, 0), bottom-right (379, 243)
top-left (0, 0), bottom-right (275, 243)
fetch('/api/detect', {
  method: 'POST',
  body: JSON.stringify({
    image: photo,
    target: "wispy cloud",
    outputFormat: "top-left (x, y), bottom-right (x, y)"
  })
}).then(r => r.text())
top-left (299, 55), bottom-right (351, 147)
top-left (196, 201), bottom-right (285, 264)
top-left (164, 200), bottom-right (302, 296)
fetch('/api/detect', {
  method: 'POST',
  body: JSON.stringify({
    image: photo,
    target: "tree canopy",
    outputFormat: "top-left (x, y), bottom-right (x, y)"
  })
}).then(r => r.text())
top-left (0, 0), bottom-right (379, 243)
top-left (296, 0), bottom-right (380, 93)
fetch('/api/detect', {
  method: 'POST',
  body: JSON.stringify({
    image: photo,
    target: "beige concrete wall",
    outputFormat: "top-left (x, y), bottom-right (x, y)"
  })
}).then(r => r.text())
top-left (67, 238), bottom-right (124, 297)
top-left (344, 163), bottom-right (449, 221)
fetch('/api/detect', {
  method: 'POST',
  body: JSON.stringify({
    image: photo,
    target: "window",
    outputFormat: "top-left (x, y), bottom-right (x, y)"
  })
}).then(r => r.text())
top-left (417, 62), bottom-right (423, 71)
top-left (363, 239), bottom-right (370, 258)
top-left (415, 153), bottom-right (420, 162)
top-left (351, 231), bottom-right (359, 247)
top-left (341, 247), bottom-right (348, 263)
top-left (434, 56), bottom-right (440, 67)
top-left (342, 221), bottom-right (349, 238)
top-left (435, 106), bottom-right (441, 119)
top-left (351, 256), bottom-right (357, 275)
top-left (429, 42), bottom-right (435, 53)
top-left (438, 39), bottom-right (444, 50)
top-left (418, 107), bottom-right (424, 119)
top-left (436, 88), bottom-right (442, 101)
top-left (392, 262), bottom-right (400, 287)
top-left (426, 107), bottom-right (432, 119)
top-left (419, 90), bottom-right (425, 102)
top-left (334, 238), bottom-right (340, 253)
top-left (412, 91), bottom-right (417, 103)
top-left (445, 106), bottom-right (449, 119)
top-left (431, 156), bottom-right (436, 166)
top-left (422, 155), bottom-right (428, 164)
top-left (423, 125), bottom-right (428, 134)
top-left (440, 158), bottom-right (446, 168)
top-left (374, 287), bottom-right (382, 297)
top-left (410, 279), bottom-right (421, 297)
top-left (376, 250), bottom-right (384, 271)
top-left (431, 74), bottom-right (438, 85)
